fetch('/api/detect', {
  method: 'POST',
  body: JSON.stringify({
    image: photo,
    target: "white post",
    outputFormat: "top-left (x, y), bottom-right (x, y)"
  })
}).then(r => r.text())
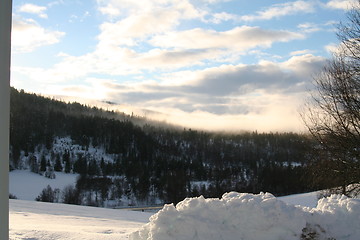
top-left (0, 0), bottom-right (12, 239)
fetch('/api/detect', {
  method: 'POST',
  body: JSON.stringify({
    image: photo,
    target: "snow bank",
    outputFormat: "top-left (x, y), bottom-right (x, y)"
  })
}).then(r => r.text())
top-left (130, 192), bottom-right (360, 240)
top-left (306, 195), bottom-right (360, 239)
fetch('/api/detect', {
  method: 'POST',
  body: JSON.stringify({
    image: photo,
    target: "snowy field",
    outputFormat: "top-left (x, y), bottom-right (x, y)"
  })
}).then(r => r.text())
top-left (9, 170), bottom-right (360, 240)
top-left (10, 170), bottom-right (78, 201)
top-left (10, 199), bottom-right (152, 240)
top-left (10, 192), bottom-right (360, 240)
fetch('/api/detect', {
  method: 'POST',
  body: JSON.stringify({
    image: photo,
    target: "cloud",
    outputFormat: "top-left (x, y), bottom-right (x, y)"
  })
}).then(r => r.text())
top-left (18, 3), bottom-right (48, 18)
top-left (290, 49), bottom-right (315, 56)
top-left (325, 42), bottom-right (339, 53)
top-left (97, 9), bottom-right (181, 47)
top-left (96, 0), bottom-right (208, 47)
top-left (325, 0), bottom-right (357, 10)
top-left (150, 26), bottom-right (304, 51)
top-left (135, 55), bottom-right (324, 131)
top-left (15, 53), bottom-right (325, 132)
top-left (96, 0), bottom-right (205, 20)
top-left (151, 94), bottom-right (307, 132)
top-left (11, 17), bottom-right (65, 53)
top-left (71, 1), bottom-right (302, 77)
top-left (280, 54), bottom-right (325, 83)
top-left (208, 12), bottom-right (239, 24)
top-left (240, 1), bottom-right (315, 22)
top-left (22, 23), bottom-right (303, 81)
top-left (98, 4), bottom-right (120, 17)
top-left (297, 22), bottom-right (322, 33)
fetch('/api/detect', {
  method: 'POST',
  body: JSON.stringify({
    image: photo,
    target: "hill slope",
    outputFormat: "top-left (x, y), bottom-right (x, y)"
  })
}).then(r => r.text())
top-left (10, 87), bottom-right (315, 206)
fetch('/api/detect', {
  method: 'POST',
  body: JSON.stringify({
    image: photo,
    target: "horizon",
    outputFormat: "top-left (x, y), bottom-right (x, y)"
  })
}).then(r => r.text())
top-left (10, 0), bottom-right (355, 132)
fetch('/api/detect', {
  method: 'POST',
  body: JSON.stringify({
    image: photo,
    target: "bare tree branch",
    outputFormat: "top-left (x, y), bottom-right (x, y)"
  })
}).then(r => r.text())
top-left (302, 0), bottom-right (360, 195)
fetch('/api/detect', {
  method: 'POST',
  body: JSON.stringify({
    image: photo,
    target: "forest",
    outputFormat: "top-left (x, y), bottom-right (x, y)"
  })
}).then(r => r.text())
top-left (10, 87), bottom-right (317, 206)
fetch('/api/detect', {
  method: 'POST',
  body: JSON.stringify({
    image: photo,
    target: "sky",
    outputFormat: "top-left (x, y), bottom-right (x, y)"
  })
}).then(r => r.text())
top-left (10, 0), bottom-right (356, 132)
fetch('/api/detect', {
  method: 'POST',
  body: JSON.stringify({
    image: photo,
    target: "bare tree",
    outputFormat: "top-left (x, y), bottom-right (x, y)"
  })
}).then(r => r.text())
top-left (302, 1), bottom-right (360, 196)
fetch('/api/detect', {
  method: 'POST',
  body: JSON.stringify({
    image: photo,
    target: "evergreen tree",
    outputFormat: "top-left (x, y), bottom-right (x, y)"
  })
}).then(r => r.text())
top-left (62, 185), bottom-right (81, 205)
top-left (29, 155), bottom-right (39, 173)
top-left (54, 154), bottom-right (62, 172)
top-left (100, 158), bottom-right (106, 176)
top-left (36, 185), bottom-right (56, 202)
top-left (73, 154), bottom-right (87, 175)
top-left (88, 159), bottom-right (99, 176)
top-left (63, 151), bottom-right (71, 173)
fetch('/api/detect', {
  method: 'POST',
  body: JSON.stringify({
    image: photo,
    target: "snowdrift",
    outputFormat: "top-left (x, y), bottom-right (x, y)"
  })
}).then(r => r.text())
top-left (130, 192), bottom-right (360, 240)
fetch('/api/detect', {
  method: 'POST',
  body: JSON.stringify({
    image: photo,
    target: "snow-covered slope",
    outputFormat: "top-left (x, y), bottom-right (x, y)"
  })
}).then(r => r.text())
top-left (10, 192), bottom-right (360, 240)
top-left (9, 170), bottom-right (78, 201)
top-left (9, 199), bottom-right (152, 240)
top-left (279, 191), bottom-right (319, 208)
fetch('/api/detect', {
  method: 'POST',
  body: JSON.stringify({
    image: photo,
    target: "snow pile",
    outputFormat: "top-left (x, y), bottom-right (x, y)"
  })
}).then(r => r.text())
top-left (306, 195), bottom-right (360, 239)
top-left (130, 192), bottom-right (360, 240)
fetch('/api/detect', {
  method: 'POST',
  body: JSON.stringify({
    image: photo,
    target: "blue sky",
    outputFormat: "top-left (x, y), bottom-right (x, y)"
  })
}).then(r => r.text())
top-left (10, 0), bottom-right (355, 132)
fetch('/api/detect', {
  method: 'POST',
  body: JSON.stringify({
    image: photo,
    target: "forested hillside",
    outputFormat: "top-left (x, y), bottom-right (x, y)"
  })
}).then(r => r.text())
top-left (10, 88), bottom-right (316, 206)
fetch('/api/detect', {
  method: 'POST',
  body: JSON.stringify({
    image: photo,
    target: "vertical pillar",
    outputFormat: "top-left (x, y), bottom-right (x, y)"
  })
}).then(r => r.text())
top-left (0, 0), bottom-right (13, 239)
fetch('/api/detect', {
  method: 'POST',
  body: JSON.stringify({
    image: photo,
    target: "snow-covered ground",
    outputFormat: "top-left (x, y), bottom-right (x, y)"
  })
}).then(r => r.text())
top-left (10, 192), bottom-right (360, 240)
top-left (279, 191), bottom-right (319, 208)
top-left (10, 170), bottom-right (78, 201)
top-left (9, 199), bottom-right (152, 240)
top-left (9, 169), bottom-right (360, 240)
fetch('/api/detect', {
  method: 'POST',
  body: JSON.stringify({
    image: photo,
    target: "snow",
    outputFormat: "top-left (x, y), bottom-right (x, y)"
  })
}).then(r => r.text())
top-left (9, 199), bottom-right (152, 240)
top-left (279, 191), bottom-right (320, 208)
top-left (9, 192), bottom-right (360, 240)
top-left (9, 170), bottom-right (78, 201)
top-left (52, 136), bottom-right (115, 163)
top-left (130, 192), bottom-right (360, 240)
top-left (9, 170), bottom-right (360, 239)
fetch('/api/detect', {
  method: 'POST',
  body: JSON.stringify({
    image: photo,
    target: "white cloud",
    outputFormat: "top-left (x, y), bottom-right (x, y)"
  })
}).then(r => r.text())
top-left (240, 1), bottom-right (315, 22)
top-left (208, 12), bottom-right (239, 24)
top-left (18, 3), bottom-right (48, 18)
top-left (11, 17), bottom-right (65, 53)
top-left (325, 42), bottom-right (339, 53)
top-left (97, 9), bottom-right (181, 47)
top-left (98, 4), bottom-right (120, 17)
top-left (290, 49), bottom-right (314, 56)
top-left (297, 22), bottom-right (322, 33)
top-left (47, 1), bottom-right (65, 8)
top-left (150, 26), bottom-right (304, 52)
top-left (280, 54), bottom-right (325, 79)
top-left (95, 0), bottom-right (208, 48)
top-left (96, 0), bottom-right (205, 20)
top-left (326, 0), bottom-right (357, 10)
